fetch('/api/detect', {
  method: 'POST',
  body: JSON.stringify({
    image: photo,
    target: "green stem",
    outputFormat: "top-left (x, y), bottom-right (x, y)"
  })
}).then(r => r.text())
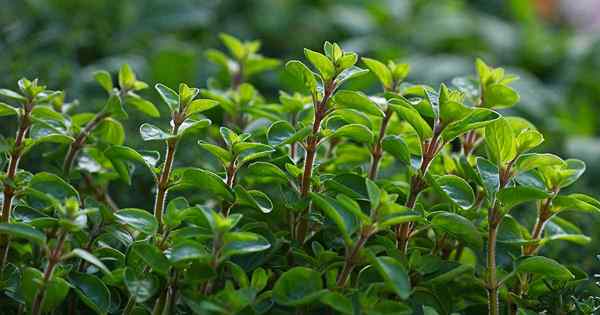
top-left (31, 230), bottom-right (67, 315)
top-left (487, 223), bottom-right (499, 315)
top-left (368, 108), bottom-right (393, 180)
top-left (295, 81), bottom-right (335, 243)
top-left (63, 112), bottom-right (110, 176)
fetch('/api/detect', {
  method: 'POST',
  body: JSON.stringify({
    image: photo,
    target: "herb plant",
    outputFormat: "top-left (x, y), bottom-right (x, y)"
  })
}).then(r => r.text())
top-left (0, 35), bottom-right (598, 315)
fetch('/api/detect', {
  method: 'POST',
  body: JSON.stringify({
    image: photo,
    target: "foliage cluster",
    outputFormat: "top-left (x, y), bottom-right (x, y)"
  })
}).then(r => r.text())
top-left (0, 34), bottom-right (599, 315)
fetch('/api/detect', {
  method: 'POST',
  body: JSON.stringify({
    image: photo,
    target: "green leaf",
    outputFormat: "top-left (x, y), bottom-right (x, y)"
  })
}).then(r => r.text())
top-left (21, 267), bottom-right (70, 312)
top-left (118, 64), bottom-right (136, 90)
top-left (69, 272), bottom-right (111, 315)
top-left (250, 268), bottom-right (269, 292)
top-left (128, 242), bottom-right (170, 276)
top-left (104, 145), bottom-right (158, 184)
top-left (169, 240), bottom-right (209, 265)
top-left (139, 123), bottom-right (172, 141)
top-left (221, 231), bottom-right (271, 259)
top-left (382, 135), bottom-right (411, 166)
top-left (332, 124), bottom-right (374, 144)
top-left (267, 120), bottom-right (295, 146)
top-left (175, 168), bottom-right (234, 202)
top-left (431, 212), bottom-right (482, 249)
top-left (441, 108), bottom-right (500, 142)
top-left (234, 187), bottom-right (274, 213)
top-left (304, 48), bottom-right (335, 80)
top-left (186, 99), bottom-right (219, 115)
top-left (389, 97), bottom-right (432, 140)
top-left (0, 88), bottom-right (26, 101)
top-left (366, 178), bottom-right (381, 211)
top-left (310, 192), bottom-right (359, 245)
top-left (71, 249), bottom-right (110, 274)
top-left (320, 291), bottom-right (353, 315)
top-left (94, 118), bottom-right (125, 145)
top-left (370, 256), bottom-right (411, 299)
top-left (516, 129), bottom-right (544, 153)
top-left (516, 256), bottom-right (574, 280)
top-left (103, 94), bottom-right (127, 118)
top-left (124, 94), bottom-right (160, 118)
top-left (497, 186), bottom-right (551, 212)
top-left (435, 175), bottom-right (475, 209)
top-left (0, 223), bottom-right (46, 245)
top-left (483, 84), bottom-right (519, 109)
top-left (552, 194), bottom-right (600, 214)
top-left (335, 66), bottom-right (369, 85)
top-left (516, 153), bottom-right (566, 173)
top-left (93, 70), bottom-right (113, 93)
top-left (177, 118), bottom-right (212, 138)
top-left (114, 208), bottom-right (158, 235)
top-left (362, 57), bottom-right (393, 90)
top-left (273, 267), bottom-right (324, 306)
top-left (377, 211), bottom-right (422, 228)
top-left (233, 142), bottom-right (274, 165)
top-left (0, 102), bottom-right (19, 117)
top-left (333, 90), bottom-right (384, 117)
top-left (485, 117), bottom-right (516, 165)
top-left (247, 162), bottom-right (288, 184)
top-left (558, 159), bottom-right (586, 188)
top-left (155, 83), bottom-right (179, 112)
top-left (220, 33), bottom-right (246, 60)
top-left (476, 157), bottom-right (500, 198)
top-left (30, 172), bottom-right (79, 202)
top-left (198, 141), bottom-right (232, 166)
top-left (124, 267), bottom-right (159, 303)
top-left (285, 60), bottom-right (317, 94)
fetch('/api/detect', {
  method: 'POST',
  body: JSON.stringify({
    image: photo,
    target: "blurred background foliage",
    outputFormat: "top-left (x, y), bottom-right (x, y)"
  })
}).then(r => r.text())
top-left (2, 0), bottom-right (600, 271)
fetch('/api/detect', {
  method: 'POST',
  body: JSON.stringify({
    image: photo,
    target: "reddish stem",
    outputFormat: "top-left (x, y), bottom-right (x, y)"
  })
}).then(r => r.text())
top-left (368, 108), bottom-right (393, 180)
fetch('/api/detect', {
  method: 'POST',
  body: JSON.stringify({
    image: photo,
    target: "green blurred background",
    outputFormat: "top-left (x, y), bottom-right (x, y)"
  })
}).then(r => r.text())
top-left (2, 0), bottom-right (600, 271)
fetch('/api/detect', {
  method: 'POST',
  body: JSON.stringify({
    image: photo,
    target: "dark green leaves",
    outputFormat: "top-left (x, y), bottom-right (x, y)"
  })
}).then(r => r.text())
top-left (114, 208), bottom-right (158, 235)
top-left (431, 212), bottom-right (482, 249)
top-left (515, 256), bottom-right (574, 280)
top-left (0, 223), bottom-right (46, 245)
top-left (273, 267), bottom-right (324, 306)
top-left (69, 273), bottom-right (111, 315)
top-left (435, 175), bottom-right (475, 209)
top-left (370, 256), bottom-right (411, 299)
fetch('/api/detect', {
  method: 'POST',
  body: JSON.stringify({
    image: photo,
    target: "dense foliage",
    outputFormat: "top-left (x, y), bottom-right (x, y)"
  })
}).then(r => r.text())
top-left (1, 35), bottom-right (599, 315)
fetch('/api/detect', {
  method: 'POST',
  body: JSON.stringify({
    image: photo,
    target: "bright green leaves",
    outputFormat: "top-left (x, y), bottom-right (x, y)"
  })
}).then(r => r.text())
top-left (475, 58), bottom-right (520, 109)
top-left (139, 119), bottom-right (211, 141)
top-left (389, 97), bottom-right (433, 140)
top-left (93, 71), bottom-right (113, 93)
top-left (333, 90), bottom-right (384, 117)
top-left (477, 157), bottom-right (500, 198)
top-left (287, 42), bottom-right (367, 96)
top-left (206, 33), bottom-right (280, 81)
top-left (552, 194), bottom-right (600, 214)
top-left (431, 212), bottom-right (482, 249)
top-left (285, 60), bottom-right (318, 95)
top-left (273, 267), bottom-right (324, 306)
top-left (304, 48), bottom-right (335, 81)
top-left (154, 82), bottom-right (218, 116)
top-left (0, 102), bottom-right (19, 117)
top-left (362, 57), bottom-right (409, 91)
top-left (485, 117), bottom-right (516, 166)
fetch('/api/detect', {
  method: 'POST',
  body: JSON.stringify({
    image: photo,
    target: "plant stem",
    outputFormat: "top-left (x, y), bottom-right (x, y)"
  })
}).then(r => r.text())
top-left (221, 162), bottom-right (237, 216)
top-left (0, 100), bottom-right (34, 270)
top-left (396, 132), bottom-right (439, 253)
top-left (486, 159), bottom-right (516, 315)
top-left (153, 116), bottom-right (183, 234)
top-left (295, 81), bottom-right (335, 243)
top-left (122, 296), bottom-right (136, 315)
top-left (524, 195), bottom-right (554, 255)
top-left (368, 108), bottom-right (393, 180)
top-left (31, 230), bottom-right (67, 315)
top-left (487, 222), bottom-right (499, 315)
top-left (63, 112), bottom-right (110, 176)
top-left (336, 230), bottom-right (371, 287)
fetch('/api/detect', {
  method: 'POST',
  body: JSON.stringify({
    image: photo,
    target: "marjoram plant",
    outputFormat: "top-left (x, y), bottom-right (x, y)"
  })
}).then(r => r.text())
top-left (0, 35), bottom-right (598, 315)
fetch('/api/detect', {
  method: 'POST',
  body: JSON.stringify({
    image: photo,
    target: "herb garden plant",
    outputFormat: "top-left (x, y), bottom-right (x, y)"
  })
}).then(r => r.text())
top-left (0, 34), bottom-right (599, 315)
